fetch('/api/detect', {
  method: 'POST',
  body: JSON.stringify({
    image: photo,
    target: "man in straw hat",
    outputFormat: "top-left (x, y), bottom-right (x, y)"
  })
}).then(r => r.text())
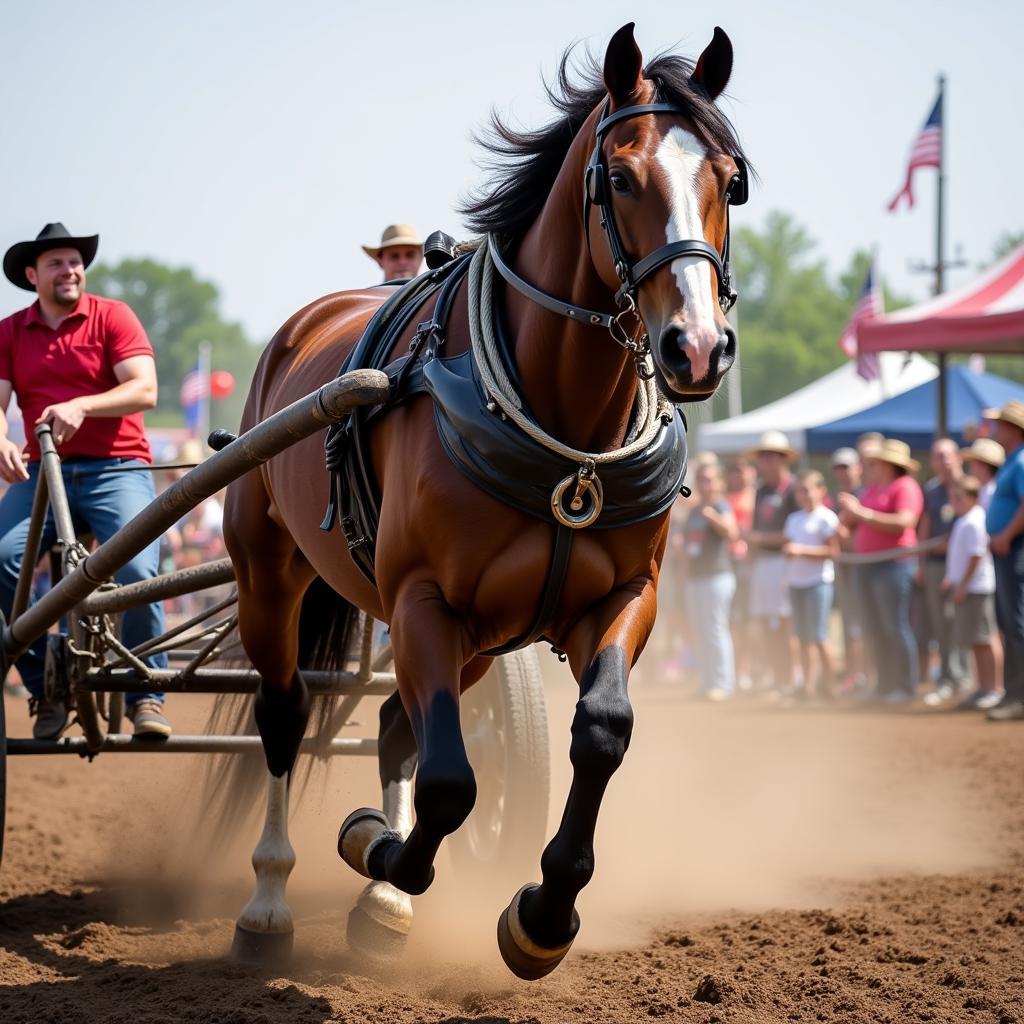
top-left (982, 401), bottom-right (1024, 720)
top-left (745, 431), bottom-right (799, 692)
top-left (0, 223), bottom-right (170, 739)
top-left (362, 224), bottom-right (424, 283)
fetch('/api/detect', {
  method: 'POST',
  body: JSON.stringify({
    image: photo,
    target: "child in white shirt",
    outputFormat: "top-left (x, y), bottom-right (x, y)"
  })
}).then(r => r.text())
top-left (943, 476), bottom-right (1000, 708)
top-left (783, 471), bottom-right (841, 698)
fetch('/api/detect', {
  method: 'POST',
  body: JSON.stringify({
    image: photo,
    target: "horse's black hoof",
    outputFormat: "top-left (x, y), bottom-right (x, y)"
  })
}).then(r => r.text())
top-left (229, 924), bottom-right (294, 968)
top-left (496, 884), bottom-right (576, 981)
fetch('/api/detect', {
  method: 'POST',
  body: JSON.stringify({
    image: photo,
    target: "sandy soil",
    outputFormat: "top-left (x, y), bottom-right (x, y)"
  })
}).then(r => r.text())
top-left (2, 668), bottom-right (1023, 1023)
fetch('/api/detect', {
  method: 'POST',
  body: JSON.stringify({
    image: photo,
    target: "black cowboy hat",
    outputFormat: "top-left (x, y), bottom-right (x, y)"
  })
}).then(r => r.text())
top-left (3, 223), bottom-right (99, 292)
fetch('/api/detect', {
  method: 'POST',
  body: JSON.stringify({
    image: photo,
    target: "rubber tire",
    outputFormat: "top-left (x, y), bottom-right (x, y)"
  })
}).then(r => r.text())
top-left (448, 648), bottom-right (550, 882)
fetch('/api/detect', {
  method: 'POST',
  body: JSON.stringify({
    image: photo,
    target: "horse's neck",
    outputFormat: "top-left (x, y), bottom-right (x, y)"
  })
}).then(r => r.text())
top-left (503, 180), bottom-right (638, 453)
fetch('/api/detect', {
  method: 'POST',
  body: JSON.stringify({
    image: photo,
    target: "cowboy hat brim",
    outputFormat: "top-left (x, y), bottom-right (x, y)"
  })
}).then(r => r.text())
top-left (361, 235), bottom-right (424, 261)
top-left (982, 406), bottom-right (1024, 433)
top-left (746, 443), bottom-right (798, 461)
top-left (962, 447), bottom-right (1005, 468)
top-left (3, 234), bottom-right (99, 292)
top-left (861, 445), bottom-right (921, 473)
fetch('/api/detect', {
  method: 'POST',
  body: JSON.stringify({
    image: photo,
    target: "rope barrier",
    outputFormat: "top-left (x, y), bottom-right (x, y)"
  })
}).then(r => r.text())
top-left (834, 536), bottom-right (945, 565)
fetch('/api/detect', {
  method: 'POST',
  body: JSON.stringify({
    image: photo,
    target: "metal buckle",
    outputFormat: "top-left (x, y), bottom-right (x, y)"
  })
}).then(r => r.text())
top-left (551, 462), bottom-right (604, 529)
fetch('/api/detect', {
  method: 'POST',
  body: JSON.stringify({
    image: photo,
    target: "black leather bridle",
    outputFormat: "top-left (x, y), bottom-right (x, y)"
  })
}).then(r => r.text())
top-left (491, 96), bottom-right (748, 366)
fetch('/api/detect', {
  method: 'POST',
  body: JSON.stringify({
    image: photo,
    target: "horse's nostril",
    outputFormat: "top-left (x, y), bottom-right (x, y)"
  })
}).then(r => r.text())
top-left (723, 325), bottom-right (737, 360)
top-left (659, 326), bottom-right (691, 379)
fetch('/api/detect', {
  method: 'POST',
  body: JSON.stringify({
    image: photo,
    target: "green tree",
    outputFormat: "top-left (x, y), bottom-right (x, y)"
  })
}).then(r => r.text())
top-left (86, 258), bottom-right (261, 431)
top-left (710, 211), bottom-right (909, 419)
top-left (991, 230), bottom-right (1024, 261)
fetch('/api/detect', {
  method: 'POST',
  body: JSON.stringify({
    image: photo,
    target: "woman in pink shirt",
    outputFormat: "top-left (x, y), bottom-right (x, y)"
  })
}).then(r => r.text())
top-left (837, 439), bottom-right (924, 703)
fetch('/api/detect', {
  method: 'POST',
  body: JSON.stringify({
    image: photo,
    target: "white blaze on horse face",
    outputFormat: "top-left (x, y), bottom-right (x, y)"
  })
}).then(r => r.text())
top-left (655, 127), bottom-right (721, 375)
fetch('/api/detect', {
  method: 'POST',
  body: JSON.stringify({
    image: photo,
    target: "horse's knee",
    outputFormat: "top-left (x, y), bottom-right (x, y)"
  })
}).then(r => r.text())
top-left (414, 756), bottom-right (477, 835)
top-left (569, 647), bottom-right (633, 777)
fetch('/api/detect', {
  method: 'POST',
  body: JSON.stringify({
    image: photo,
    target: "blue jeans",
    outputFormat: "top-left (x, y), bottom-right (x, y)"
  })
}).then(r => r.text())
top-left (0, 458), bottom-right (167, 704)
top-left (790, 581), bottom-right (833, 645)
top-left (685, 572), bottom-right (736, 694)
top-left (993, 539), bottom-right (1024, 701)
top-left (860, 559), bottom-right (917, 698)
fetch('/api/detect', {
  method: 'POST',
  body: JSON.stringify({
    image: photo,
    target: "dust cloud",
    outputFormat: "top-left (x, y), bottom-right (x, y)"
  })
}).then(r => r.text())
top-left (91, 657), bottom-right (1001, 969)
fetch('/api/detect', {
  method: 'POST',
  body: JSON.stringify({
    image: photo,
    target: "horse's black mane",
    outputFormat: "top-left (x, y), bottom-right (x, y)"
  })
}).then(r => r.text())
top-left (460, 47), bottom-right (748, 246)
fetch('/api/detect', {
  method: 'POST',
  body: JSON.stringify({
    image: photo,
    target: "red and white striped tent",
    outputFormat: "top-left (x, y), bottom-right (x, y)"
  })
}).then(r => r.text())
top-left (860, 243), bottom-right (1024, 354)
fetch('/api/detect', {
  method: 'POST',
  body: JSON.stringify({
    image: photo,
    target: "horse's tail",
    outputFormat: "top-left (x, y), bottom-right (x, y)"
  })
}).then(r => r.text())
top-left (199, 577), bottom-right (363, 844)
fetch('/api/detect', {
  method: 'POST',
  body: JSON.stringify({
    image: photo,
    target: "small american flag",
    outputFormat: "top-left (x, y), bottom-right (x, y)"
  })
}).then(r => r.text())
top-left (887, 92), bottom-right (942, 212)
top-left (180, 363), bottom-right (208, 434)
top-left (839, 261), bottom-right (883, 381)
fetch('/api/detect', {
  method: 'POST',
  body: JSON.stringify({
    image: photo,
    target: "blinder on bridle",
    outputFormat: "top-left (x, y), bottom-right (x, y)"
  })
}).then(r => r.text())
top-left (584, 99), bottom-right (747, 314)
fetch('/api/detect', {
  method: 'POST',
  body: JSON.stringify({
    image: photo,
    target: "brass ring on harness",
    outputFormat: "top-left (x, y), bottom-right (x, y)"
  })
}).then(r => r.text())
top-left (551, 472), bottom-right (604, 529)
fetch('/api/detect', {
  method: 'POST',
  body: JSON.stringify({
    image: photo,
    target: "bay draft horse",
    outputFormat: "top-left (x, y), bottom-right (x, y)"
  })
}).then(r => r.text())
top-left (223, 23), bottom-right (748, 978)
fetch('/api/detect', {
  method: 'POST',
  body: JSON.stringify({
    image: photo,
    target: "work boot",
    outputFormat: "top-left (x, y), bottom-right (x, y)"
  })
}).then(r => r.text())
top-left (31, 697), bottom-right (69, 740)
top-left (128, 699), bottom-right (172, 738)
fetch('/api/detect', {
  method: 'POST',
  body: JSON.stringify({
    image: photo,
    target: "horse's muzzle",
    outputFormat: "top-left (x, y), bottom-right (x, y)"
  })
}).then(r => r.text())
top-left (656, 323), bottom-right (736, 398)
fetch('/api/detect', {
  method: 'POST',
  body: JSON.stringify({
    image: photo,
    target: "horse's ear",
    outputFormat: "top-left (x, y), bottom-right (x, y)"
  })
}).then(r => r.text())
top-left (603, 23), bottom-right (644, 103)
top-left (691, 26), bottom-right (733, 100)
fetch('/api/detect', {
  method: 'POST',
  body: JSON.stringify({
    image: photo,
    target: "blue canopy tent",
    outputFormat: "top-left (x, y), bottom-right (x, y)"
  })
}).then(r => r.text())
top-left (805, 365), bottom-right (1024, 452)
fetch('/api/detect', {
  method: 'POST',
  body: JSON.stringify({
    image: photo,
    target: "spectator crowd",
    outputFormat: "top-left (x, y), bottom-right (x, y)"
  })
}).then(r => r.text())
top-left (666, 403), bottom-right (1024, 721)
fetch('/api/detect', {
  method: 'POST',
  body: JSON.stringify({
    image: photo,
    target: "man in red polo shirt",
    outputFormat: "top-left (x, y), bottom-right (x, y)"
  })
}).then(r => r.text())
top-left (0, 223), bottom-right (170, 739)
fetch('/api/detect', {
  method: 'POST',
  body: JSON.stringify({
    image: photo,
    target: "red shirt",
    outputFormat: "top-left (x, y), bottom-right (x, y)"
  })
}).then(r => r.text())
top-left (0, 294), bottom-right (154, 463)
top-left (854, 475), bottom-right (924, 554)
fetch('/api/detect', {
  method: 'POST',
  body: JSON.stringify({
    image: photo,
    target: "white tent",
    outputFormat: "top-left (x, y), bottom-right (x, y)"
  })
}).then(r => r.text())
top-left (695, 352), bottom-right (937, 455)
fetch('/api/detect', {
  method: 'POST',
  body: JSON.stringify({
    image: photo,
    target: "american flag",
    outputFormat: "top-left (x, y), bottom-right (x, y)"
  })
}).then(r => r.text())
top-left (180, 362), bottom-right (209, 434)
top-left (839, 261), bottom-right (883, 381)
top-left (887, 92), bottom-right (943, 212)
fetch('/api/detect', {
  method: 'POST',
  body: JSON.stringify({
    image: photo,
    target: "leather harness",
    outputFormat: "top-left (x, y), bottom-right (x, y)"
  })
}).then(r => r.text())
top-left (320, 97), bottom-right (747, 656)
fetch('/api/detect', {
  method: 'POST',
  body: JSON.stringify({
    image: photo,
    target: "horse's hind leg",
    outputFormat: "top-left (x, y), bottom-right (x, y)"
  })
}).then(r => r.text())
top-left (497, 581), bottom-right (656, 980)
top-left (346, 691), bottom-right (416, 959)
top-left (224, 474), bottom-right (316, 965)
top-left (338, 584), bottom-right (482, 897)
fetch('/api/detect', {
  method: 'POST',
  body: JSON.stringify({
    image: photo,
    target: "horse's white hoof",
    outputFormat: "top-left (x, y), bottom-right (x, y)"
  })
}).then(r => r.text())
top-left (346, 881), bottom-right (412, 961)
top-left (337, 807), bottom-right (401, 878)
top-left (496, 884), bottom-right (576, 981)
top-left (230, 924), bottom-right (294, 968)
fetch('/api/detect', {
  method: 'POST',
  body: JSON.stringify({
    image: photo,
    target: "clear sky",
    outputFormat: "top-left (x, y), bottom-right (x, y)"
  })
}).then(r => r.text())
top-left (3, 0), bottom-right (1022, 343)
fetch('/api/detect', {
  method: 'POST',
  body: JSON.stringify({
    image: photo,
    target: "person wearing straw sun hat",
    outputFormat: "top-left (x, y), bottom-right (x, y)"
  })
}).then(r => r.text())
top-left (838, 438), bottom-right (924, 703)
top-left (362, 223), bottom-right (424, 282)
top-left (982, 402), bottom-right (1024, 720)
top-left (962, 437), bottom-right (1005, 511)
top-left (745, 431), bottom-right (799, 692)
top-left (0, 223), bottom-right (171, 740)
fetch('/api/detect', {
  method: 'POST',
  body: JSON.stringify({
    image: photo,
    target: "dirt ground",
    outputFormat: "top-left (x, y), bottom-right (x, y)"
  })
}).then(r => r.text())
top-left (2, 666), bottom-right (1023, 1024)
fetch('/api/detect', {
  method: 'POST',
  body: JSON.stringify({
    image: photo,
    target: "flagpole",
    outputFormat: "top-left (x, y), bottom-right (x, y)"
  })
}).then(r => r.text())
top-left (935, 73), bottom-right (948, 436)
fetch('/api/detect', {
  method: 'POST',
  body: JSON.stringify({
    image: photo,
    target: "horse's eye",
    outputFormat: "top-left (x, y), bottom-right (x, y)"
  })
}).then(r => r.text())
top-left (609, 172), bottom-right (630, 194)
top-left (726, 175), bottom-right (742, 202)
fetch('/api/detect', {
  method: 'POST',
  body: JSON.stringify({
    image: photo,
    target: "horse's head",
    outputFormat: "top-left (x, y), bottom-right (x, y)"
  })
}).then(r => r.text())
top-left (587, 24), bottom-right (747, 401)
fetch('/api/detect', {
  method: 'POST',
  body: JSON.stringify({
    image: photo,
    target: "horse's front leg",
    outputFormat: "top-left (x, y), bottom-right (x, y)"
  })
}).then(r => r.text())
top-left (497, 578), bottom-right (656, 980)
top-left (337, 583), bottom-right (483, 897)
top-left (346, 691), bottom-right (416, 959)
